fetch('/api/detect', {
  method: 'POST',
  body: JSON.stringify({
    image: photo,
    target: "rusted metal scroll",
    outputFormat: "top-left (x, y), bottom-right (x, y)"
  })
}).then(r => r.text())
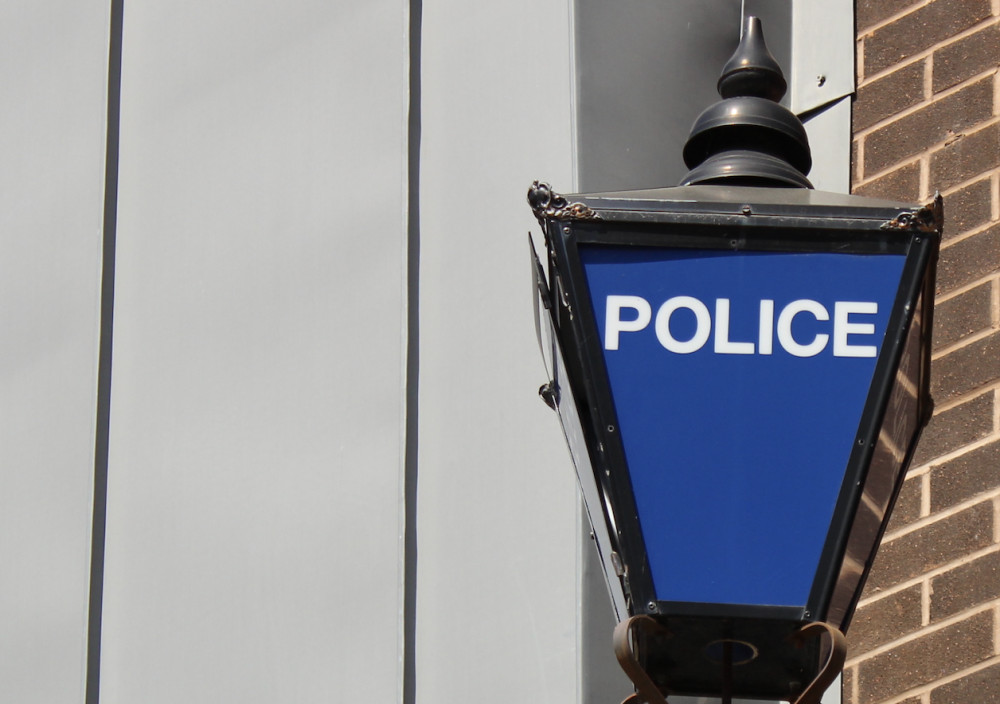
top-left (790, 621), bottom-right (847, 704)
top-left (613, 616), bottom-right (670, 704)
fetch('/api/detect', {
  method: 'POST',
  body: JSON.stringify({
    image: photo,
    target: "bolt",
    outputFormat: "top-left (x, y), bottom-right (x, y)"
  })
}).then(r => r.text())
top-left (741, 205), bottom-right (752, 216)
top-left (647, 601), bottom-right (658, 613)
top-left (538, 382), bottom-right (558, 410)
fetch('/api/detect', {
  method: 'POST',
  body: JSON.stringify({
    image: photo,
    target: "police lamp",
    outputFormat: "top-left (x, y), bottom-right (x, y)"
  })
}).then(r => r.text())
top-left (529, 17), bottom-right (940, 704)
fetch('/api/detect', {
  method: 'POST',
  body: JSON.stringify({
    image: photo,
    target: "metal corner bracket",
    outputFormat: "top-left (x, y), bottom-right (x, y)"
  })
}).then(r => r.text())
top-left (527, 181), bottom-right (601, 227)
top-left (880, 192), bottom-right (944, 234)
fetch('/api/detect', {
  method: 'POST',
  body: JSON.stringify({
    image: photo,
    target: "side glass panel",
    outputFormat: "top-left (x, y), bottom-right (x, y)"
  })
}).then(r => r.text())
top-left (827, 288), bottom-right (925, 628)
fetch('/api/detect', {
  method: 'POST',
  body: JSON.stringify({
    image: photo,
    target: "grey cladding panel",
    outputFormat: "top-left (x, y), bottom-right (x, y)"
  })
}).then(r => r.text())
top-left (574, 0), bottom-right (790, 192)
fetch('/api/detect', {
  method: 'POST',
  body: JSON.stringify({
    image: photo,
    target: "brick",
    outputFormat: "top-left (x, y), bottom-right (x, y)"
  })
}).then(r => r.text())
top-left (857, 0), bottom-right (923, 33)
top-left (849, 584), bottom-right (923, 656)
top-left (930, 438), bottom-right (1000, 511)
top-left (931, 550), bottom-right (1000, 621)
top-left (932, 281), bottom-right (993, 351)
top-left (887, 474), bottom-right (923, 530)
top-left (854, 61), bottom-right (926, 132)
top-left (854, 161), bottom-right (921, 202)
top-left (866, 501), bottom-right (993, 591)
top-left (930, 123), bottom-right (1000, 191)
top-left (864, 0), bottom-right (992, 77)
top-left (912, 392), bottom-right (993, 466)
top-left (864, 78), bottom-right (993, 175)
top-left (853, 138), bottom-right (860, 183)
top-left (856, 610), bottom-right (993, 704)
top-left (935, 222), bottom-right (1000, 294)
top-left (941, 178), bottom-right (993, 241)
top-left (931, 331), bottom-right (1000, 402)
top-left (933, 22), bottom-right (1000, 93)
top-left (845, 665), bottom-right (857, 704)
top-left (930, 662), bottom-right (1000, 703)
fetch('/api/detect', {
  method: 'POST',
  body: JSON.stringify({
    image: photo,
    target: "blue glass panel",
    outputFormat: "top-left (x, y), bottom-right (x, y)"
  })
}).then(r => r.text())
top-left (579, 246), bottom-right (906, 607)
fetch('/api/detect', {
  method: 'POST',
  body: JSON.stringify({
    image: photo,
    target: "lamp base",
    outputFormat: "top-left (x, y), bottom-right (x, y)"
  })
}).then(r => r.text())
top-left (613, 616), bottom-right (845, 704)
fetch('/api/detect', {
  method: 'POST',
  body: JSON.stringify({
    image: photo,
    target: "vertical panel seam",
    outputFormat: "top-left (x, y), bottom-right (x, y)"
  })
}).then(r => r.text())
top-left (86, 1), bottom-right (124, 702)
top-left (402, 0), bottom-right (422, 702)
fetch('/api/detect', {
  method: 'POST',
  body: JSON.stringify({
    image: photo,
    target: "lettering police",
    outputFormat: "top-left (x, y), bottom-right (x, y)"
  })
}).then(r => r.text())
top-left (605, 295), bottom-right (879, 358)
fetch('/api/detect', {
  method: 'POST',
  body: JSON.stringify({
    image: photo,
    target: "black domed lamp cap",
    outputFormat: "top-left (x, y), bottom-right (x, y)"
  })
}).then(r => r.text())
top-left (679, 15), bottom-right (812, 188)
top-left (717, 16), bottom-right (787, 102)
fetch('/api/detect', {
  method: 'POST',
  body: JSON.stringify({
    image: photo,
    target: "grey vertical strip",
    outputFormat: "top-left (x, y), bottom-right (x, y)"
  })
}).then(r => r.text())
top-left (403, 0), bottom-right (421, 702)
top-left (573, 0), bottom-right (789, 193)
top-left (579, 509), bottom-right (632, 704)
top-left (86, 1), bottom-right (124, 702)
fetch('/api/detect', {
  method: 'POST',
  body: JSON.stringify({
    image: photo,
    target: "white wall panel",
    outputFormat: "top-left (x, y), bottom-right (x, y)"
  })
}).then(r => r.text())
top-left (793, 0), bottom-right (855, 196)
top-left (416, 3), bottom-right (578, 703)
top-left (0, 2), bottom-right (111, 702)
top-left (102, 3), bottom-right (408, 702)
top-left (790, 0), bottom-right (855, 117)
top-left (803, 98), bottom-right (852, 194)
top-left (0, 3), bottom-right (856, 702)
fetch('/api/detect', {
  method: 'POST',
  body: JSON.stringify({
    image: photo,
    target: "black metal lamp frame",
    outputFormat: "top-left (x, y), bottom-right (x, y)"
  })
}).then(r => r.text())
top-left (530, 183), bottom-right (940, 701)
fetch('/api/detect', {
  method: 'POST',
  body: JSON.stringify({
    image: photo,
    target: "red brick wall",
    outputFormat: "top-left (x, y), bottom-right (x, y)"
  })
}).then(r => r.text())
top-left (848, 1), bottom-right (1000, 702)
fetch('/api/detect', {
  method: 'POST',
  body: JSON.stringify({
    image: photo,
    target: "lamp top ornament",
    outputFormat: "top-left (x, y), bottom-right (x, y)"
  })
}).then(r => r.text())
top-left (681, 15), bottom-right (812, 189)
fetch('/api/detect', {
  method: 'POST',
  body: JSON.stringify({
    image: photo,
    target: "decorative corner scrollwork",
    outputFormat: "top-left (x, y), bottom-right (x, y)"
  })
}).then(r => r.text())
top-left (527, 180), bottom-right (601, 227)
top-left (880, 192), bottom-right (944, 234)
